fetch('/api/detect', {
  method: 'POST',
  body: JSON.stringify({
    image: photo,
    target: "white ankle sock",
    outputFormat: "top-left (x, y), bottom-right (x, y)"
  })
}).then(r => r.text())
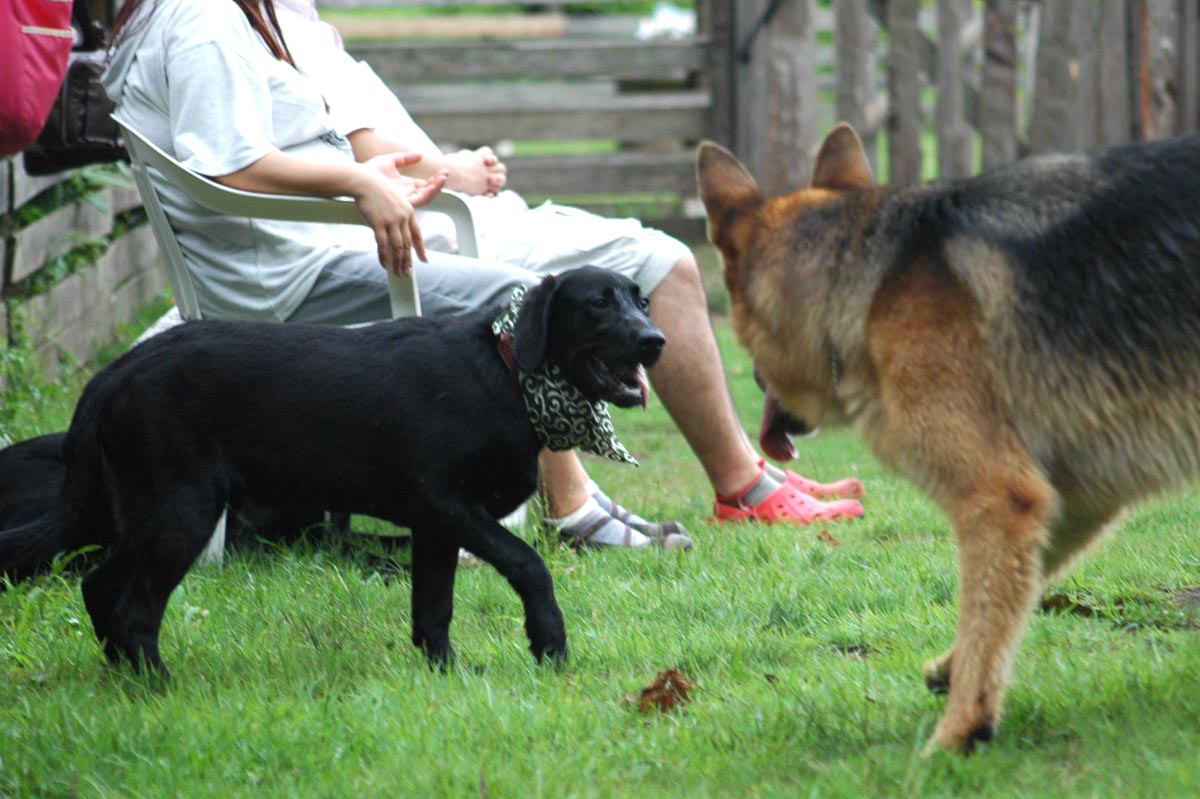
top-left (546, 496), bottom-right (652, 549)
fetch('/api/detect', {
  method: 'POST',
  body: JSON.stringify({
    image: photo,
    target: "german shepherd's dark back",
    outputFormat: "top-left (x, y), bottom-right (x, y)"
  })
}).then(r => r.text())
top-left (888, 135), bottom-right (1200, 501)
top-left (698, 125), bottom-right (1200, 755)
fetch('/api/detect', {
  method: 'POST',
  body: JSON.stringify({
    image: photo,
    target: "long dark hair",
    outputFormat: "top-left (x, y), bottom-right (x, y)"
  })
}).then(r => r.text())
top-left (111, 0), bottom-right (295, 66)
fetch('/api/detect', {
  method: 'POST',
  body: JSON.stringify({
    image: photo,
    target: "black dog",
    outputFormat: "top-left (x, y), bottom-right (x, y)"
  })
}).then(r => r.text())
top-left (0, 266), bottom-right (664, 675)
top-left (0, 432), bottom-right (405, 578)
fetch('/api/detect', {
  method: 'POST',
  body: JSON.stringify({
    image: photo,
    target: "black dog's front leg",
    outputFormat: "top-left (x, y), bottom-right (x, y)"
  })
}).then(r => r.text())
top-left (409, 529), bottom-right (460, 667)
top-left (417, 503), bottom-right (567, 664)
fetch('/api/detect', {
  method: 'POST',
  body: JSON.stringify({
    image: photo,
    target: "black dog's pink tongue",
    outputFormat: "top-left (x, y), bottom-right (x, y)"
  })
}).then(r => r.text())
top-left (760, 390), bottom-right (797, 461)
top-left (638, 365), bottom-right (649, 409)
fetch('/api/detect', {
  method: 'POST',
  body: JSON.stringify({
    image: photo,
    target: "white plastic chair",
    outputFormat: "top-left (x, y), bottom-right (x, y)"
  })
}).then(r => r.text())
top-left (116, 117), bottom-right (480, 320)
top-left (115, 116), bottom-right (484, 561)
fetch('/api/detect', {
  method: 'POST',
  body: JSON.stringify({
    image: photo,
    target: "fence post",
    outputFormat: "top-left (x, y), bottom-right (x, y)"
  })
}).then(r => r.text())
top-left (701, 0), bottom-right (737, 152)
top-left (886, 0), bottom-right (923, 185)
top-left (1029, 1), bottom-right (1084, 153)
top-left (936, 0), bottom-right (973, 179)
top-left (980, 0), bottom-right (1019, 168)
top-left (1096, 0), bottom-right (1133, 144)
top-left (836, 0), bottom-right (878, 173)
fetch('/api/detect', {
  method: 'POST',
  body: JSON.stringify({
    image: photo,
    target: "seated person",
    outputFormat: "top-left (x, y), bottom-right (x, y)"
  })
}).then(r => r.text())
top-left (105, 0), bottom-right (863, 553)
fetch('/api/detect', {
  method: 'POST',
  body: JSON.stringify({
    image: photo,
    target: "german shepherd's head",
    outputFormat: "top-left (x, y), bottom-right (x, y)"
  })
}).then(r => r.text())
top-left (696, 124), bottom-right (878, 460)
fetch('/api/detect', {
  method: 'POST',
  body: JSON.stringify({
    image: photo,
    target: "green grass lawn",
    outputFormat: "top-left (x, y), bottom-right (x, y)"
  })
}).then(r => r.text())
top-left (2, 289), bottom-right (1199, 797)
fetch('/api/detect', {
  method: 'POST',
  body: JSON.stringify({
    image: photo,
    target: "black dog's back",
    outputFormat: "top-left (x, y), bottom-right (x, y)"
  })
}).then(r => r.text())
top-left (82, 309), bottom-right (537, 526)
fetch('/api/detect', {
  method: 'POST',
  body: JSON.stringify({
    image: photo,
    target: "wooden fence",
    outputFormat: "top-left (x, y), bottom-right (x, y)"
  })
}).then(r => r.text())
top-left (336, 0), bottom-right (1200, 200)
top-left (0, 159), bottom-right (165, 389)
top-left (3, 0), bottom-right (1198, 391)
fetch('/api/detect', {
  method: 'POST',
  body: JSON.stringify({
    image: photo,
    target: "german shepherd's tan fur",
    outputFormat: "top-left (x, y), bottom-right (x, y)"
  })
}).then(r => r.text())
top-left (697, 124), bottom-right (1200, 754)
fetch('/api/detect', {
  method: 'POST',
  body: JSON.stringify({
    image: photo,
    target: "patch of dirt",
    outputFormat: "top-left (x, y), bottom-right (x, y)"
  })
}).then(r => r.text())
top-left (1171, 586), bottom-right (1200, 610)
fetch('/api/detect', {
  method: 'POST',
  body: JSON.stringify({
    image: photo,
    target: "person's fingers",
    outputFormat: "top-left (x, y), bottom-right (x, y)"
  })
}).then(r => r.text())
top-left (394, 219), bottom-right (413, 276)
top-left (392, 152), bottom-right (423, 169)
top-left (411, 219), bottom-right (427, 264)
top-left (410, 179), bottom-right (442, 206)
top-left (376, 227), bottom-right (393, 273)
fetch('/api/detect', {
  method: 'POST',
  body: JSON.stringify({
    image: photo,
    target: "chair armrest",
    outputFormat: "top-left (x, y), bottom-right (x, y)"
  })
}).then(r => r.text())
top-left (115, 119), bottom-right (477, 257)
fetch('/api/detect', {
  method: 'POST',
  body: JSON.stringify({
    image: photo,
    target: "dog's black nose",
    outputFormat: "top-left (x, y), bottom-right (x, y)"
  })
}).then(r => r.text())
top-left (639, 331), bottom-right (666, 365)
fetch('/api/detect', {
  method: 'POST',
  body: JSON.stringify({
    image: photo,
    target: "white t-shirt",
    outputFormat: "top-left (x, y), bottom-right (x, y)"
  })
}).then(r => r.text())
top-left (103, 0), bottom-right (370, 321)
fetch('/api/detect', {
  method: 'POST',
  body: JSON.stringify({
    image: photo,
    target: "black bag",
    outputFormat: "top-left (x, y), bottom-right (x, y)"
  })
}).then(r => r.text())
top-left (23, 1), bottom-right (125, 175)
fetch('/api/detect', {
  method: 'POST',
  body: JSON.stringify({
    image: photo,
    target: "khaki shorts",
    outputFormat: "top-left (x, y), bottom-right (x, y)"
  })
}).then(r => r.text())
top-left (432, 195), bottom-right (690, 297)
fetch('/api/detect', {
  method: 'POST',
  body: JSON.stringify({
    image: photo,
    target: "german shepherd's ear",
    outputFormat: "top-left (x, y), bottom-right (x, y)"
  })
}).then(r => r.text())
top-left (811, 123), bottom-right (874, 191)
top-left (696, 143), bottom-right (764, 275)
top-left (513, 274), bottom-right (559, 371)
top-left (696, 141), bottom-right (763, 214)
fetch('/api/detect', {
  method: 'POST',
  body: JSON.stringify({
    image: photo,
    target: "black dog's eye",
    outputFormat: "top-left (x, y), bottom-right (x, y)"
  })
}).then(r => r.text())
top-left (638, 295), bottom-right (650, 312)
top-left (590, 295), bottom-right (612, 310)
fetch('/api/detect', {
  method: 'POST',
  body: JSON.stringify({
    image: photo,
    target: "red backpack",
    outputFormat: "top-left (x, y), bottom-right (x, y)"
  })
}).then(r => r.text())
top-left (0, 0), bottom-right (75, 157)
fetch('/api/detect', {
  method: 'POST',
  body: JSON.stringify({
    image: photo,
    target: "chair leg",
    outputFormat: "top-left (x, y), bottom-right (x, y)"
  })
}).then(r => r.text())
top-left (195, 507), bottom-right (227, 566)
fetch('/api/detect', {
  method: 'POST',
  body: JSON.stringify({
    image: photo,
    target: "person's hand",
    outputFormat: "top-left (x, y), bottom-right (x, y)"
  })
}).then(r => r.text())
top-left (365, 151), bottom-right (423, 181)
top-left (443, 146), bottom-right (507, 196)
top-left (350, 162), bottom-right (449, 276)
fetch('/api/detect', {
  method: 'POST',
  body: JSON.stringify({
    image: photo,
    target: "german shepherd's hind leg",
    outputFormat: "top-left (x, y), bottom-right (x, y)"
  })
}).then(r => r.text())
top-left (1040, 502), bottom-right (1123, 586)
top-left (81, 490), bottom-right (225, 677)
top-left (925, 466), bottom-right (1055, 755)
top-left (409, 526), bottom-right (461, 668)
top-left (437, 502), bottom-right (568, 664)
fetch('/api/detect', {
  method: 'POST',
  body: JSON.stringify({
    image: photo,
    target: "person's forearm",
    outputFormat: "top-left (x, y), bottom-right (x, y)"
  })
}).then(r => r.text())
top-left (347, 128), bottom-right (448, 180)
top-left (213, 149), bottom-right (376, 199)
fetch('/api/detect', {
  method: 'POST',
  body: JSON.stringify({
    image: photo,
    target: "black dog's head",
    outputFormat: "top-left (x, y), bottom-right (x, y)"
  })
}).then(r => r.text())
top-left (512, 266), bottom-right (665, 408)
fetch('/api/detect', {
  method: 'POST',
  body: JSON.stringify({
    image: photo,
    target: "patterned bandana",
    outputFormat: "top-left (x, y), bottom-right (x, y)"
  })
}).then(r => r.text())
top-left (491, 286), bottom-right (638, 466)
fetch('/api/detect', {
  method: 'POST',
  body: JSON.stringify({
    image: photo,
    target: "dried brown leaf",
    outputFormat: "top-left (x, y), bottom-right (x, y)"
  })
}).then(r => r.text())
top-left (636, 667), bottom-right (694, 713)
top-left (818, 529), bottom-right (842, 546)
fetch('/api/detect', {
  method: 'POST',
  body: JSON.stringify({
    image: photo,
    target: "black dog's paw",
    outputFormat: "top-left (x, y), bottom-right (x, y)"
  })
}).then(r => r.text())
top-left (419, 643), bottom-right (456, 673)
top-left (532, 636), bottom-right (569, 668)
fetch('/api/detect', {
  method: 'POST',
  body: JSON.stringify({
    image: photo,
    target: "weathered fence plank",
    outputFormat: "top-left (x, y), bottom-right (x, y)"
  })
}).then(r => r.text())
top-left (886, 0), bottom-right (923, 185)
top-left (10, 199), bottom-right (111, 284)
top-left (504, 152), bottom-right (697, 199)
top-left (348, 38), bottom-right (707, 83)
top-left (1029, 1), bottom-right (1082, 153)
top-left (936, 0), bottom-right (972, 179)
top-left (1098, 0), bottom-right (1133, 145)
top-left (981, 0), bottom-right (1019, 169)
top-left (412, 92), bottom-right (709, 147)
top-left (760, 0), bottom-right (819, 195)
top-left (837, 0), bottom-right (877, 172)
top-left (2, 157), bottom-right (165, 381)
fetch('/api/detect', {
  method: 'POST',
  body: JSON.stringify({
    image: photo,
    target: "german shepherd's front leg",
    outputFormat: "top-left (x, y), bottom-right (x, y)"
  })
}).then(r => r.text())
top-left (925, 467), bottom-right (1055, 754)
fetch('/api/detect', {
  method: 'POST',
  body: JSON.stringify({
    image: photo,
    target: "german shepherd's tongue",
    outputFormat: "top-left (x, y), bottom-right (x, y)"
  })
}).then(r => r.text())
top-left (759, 390), bottom-right (797, 461)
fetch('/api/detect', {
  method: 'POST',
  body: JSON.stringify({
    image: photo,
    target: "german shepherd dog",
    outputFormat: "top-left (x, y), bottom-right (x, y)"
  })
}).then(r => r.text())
top-left (0, 267), bottom-right (664, 677)
top-left (697, 124), bottom-right (1200, 754)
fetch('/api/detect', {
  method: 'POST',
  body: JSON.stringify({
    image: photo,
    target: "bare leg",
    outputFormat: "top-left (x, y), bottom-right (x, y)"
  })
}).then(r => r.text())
top-left (538, 450), bottom-right (592, 517)
top-left (646, 255), bottom-right (762, 496)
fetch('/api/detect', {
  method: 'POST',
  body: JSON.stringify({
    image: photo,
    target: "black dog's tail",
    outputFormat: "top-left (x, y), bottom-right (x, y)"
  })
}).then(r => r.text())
top-left (0, 505), bottom-right (77, 585)
top-left (0, 424), bottom-right (110, 586)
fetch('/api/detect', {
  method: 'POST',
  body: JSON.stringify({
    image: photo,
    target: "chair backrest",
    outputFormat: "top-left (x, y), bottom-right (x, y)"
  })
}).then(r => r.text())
top-left (115, 116), bottom-right (481, 320)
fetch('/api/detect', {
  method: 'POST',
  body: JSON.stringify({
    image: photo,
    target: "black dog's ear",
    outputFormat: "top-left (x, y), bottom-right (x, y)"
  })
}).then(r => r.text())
top-left (512, 274), bottom-right (559, 371)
